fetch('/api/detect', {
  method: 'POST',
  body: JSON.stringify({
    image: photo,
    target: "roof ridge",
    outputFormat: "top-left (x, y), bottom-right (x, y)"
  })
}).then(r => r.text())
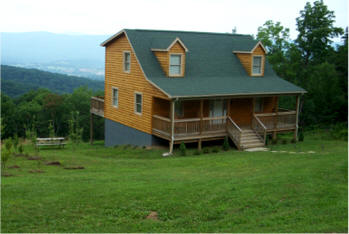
top-left (125, 28), bottom-right (252, 37)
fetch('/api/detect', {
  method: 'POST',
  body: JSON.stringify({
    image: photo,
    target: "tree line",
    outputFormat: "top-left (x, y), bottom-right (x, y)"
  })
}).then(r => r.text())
top-left (256, 0), bottom-right (347, 129)
top-left (1, 87), bottom-right (104, 141)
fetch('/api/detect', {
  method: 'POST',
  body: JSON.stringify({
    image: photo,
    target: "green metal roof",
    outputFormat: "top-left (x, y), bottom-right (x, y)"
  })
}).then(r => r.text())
top-left (116, 29), bottom-right (306, 98)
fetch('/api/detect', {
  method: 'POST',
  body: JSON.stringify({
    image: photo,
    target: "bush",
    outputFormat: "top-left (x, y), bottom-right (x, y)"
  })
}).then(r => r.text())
top-left (179, 142), bottom-right (186, 156)
top-left (203, 147), bottom-right (210, 154)
top-left (299, 130), bottom-right (304, 142)
top-left (330, 123), bottom-right (348, 140)
top-left (13, 134), bottom-right (19, 153)
top-left (18, 144), bottom-right (24, 154)
top-left (1, 150), bottom-right (11, 169)
top-left (272, 138), bottom-right (278, 145)
top-left (4, 138), bottom-right (13, 152)
top-left (281, 139), bottom-right (287, 144)
top-left (291, 138), bottom-right (296, 144)
top-left (212, 146), bottom-right (219, 153)
top-left (194, 150), bottom-right (201, 155)
top-left (223, 136), bottom-right (230, 151)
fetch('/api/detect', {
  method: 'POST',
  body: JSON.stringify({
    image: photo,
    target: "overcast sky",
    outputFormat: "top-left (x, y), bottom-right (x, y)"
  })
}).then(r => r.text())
top-left (1, 0), bottom-right (347, 39)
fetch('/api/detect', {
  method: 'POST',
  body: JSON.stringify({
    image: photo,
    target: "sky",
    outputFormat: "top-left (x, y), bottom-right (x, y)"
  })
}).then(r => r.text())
top-left (1, 0), bottom-right (347, 39)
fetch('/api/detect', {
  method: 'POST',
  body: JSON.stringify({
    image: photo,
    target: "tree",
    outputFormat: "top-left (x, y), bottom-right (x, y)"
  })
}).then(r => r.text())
top-left (295, 0), bottom-right (343, 66)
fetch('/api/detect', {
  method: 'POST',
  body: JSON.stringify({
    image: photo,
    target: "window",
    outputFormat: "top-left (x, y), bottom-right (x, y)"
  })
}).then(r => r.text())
top-left (254, 98), bottom-right (263, 112)
top-left (135, 93), bottom-right (142, 114)
top-left (169, 54), bottom-right (182, 76)
top-left (112, 88), bottom-right (118, 107)
top-left (124, 51), bottom-right (131, 72)
top-left (252, 56), bottom-right (262, 75)
top-left (175, 100), bottom-right (183, 118)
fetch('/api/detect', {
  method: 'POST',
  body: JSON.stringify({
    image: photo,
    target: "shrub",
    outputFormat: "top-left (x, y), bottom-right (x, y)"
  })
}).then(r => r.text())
top-left (330, 123), bottom-right (348, 140)
top-left (299, 130), bottom-right (304, 142)
top-left (18, 144), bottom-right (24, 154)
top-left (4, 138), bottom-right (13, 152)
top-left (223, 136), bottom-right (230, 151)
top-left (281, 139), bottom-right (287, 144)
top-left (212, 146), bottom-right (219, 153)
top-left (272, 138), bottom-right (278, 145)
top-left (291, 138), bottom-right (296, 144)
top-left (203, 147), bottom-right (210, 154)
top-left (13, 134), bottom-right (19, 153)
top-left (194, 150), bottom-right (201, 155)
top-left (1, 149), bottom-right (11, 170)
top-left (179, 142), bottom-right (186, 156)
top-left (48, 120), bottom-right (55, 138)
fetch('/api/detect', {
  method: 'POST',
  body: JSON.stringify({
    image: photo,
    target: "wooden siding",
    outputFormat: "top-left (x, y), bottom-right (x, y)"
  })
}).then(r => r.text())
top-left (153, 41), bottom-right (186, 77)
top-left (235, 45), bottom-right (265, 76)
top-left (153, 97), bottom-right (170, 118)
top-left (104, 33), bottom-right (169, 135)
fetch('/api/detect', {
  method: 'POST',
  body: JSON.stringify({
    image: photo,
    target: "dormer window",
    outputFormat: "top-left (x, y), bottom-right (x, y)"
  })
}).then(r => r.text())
top-left (252, 55), bottom-right (263, 75)
top-left (169, 54), bottom-right (182, 76)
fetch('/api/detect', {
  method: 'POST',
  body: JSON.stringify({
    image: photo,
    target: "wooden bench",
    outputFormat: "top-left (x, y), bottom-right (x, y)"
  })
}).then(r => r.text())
top-left (36, 137), bottom-right (66, 149)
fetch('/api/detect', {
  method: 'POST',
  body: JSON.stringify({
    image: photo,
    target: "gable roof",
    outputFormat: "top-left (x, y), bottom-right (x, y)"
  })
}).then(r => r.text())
top-left (151, 37), bottom-right (189, 52)
top-left (102, 29), bottom-right (306, 98)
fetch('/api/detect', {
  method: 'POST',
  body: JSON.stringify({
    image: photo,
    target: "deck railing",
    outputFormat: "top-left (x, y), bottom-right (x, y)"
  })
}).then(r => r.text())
top-left (90, 96), bottom-right (104, 117)
top-left (255, 111), bottom-right (297, 131)
top-left (226, 117), bottom-right (242, 148)
top-left (252, 114), bottom-right (267, 144)
top-left (152, 115), bottom-right (171, 137)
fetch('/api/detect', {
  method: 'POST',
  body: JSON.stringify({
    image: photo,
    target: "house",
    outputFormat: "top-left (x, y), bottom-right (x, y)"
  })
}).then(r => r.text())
top-left (90, 29), bottom-right (306, 152)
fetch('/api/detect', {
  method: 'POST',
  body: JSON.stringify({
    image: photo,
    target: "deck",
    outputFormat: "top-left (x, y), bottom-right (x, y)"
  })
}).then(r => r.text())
top-left (90, 96), bottom-right (104, 117)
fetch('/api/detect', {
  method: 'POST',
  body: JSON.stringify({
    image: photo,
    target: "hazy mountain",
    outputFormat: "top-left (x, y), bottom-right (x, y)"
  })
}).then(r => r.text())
top-left (1, 32), bottom-right (111, 80)
top-left (1, 65), bottom-right (104, 98)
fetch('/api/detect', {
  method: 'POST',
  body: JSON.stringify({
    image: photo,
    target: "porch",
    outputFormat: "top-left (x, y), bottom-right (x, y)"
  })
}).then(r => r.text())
top-left (152, 96), bottom-right (300, 152)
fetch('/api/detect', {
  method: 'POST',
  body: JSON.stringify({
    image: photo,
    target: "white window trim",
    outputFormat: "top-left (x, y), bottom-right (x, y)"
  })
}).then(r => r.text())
top-left (112, 87), bottom-right (119, 108)
top-left (169, 53), bottom-right (183, 77)
top-left (251, 55), bottom-right (263, 76)
top-left (123, 51), bottom-right (131, 73)
top-left (134, 92), bottom-right (143, 115)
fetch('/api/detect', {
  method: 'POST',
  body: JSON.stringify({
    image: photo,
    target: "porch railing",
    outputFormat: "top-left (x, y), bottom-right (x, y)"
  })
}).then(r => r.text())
top-left (255, 111), bottom-right (297, 131)
top-left (252, 114), bottom-right (267, 144)
top-left (90, 96), bottom-right (104, 117)
top-left (152, 115), bottom-right (171, 137)
top-left (226, 117), bottom-right (242, 149)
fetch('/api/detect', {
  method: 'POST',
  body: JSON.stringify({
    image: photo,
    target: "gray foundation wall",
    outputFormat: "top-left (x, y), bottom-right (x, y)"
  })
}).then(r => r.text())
top-left (104, 118), bottom-right (165, 147)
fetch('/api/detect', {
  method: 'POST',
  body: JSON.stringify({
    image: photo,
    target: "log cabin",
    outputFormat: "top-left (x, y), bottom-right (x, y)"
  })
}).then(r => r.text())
top-left (90, 29), bottom-right (306, 152)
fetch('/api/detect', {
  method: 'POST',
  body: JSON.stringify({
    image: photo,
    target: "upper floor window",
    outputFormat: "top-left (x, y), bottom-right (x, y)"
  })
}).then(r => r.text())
top-left (112, 87), bottom-right (118, 107)
top-left (135, 92), bottom-right (142, 115)
top-left (124, 51), bottom-right (131, 73)
top-left (169, 54), bottom-right (182, 76)
top-left (252, 56), bottom-right (262, 75)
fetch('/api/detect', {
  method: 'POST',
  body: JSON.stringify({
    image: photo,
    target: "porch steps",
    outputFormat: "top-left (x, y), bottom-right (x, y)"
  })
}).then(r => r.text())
top-left (240, 129), bottom-right (264, 150)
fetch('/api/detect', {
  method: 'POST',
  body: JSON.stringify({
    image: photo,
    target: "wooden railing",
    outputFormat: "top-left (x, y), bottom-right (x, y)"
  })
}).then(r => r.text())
top-left (252, 114), bottom-right (267, 144)
top-left (255, 111), bottom-right (297, 131)
top-left (226, 117), bottom-right (242, 149)
top-left (90, 96), bottom-right (104, 117)
top-left (152, 115), bottom-right (171, 137)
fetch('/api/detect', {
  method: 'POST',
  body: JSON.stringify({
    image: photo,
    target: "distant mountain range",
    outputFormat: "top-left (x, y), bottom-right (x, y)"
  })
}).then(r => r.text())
top-left (1, 65), bottom-right (104, 98)
top-left (1, 32), bottom-right (111, 80)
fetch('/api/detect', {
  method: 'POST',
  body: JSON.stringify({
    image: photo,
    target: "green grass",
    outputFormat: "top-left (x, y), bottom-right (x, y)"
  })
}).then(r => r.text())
top-left (1, 131), bottom-right (347, 232)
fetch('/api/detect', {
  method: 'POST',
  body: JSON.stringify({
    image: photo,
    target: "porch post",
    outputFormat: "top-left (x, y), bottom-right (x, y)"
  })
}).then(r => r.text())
top-left (294, 95), bottom-right (301, 141)
top-left (90, 113), bottom-right (93, 145)
top-left (169, 100), bottom-right (175, 154)
top-left (198, 99), bottom-right (204, 151)
top-left (272, 97), bottom-right (279, 140)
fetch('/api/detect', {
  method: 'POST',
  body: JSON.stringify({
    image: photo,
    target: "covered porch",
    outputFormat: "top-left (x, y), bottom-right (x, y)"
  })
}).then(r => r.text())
top-left (152, 95), bottom-right (301, 152)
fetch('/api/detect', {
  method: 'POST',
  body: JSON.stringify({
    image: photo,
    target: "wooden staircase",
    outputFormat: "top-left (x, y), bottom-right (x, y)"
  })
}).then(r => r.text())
top-left (239, 128), bottom-right (265, 149)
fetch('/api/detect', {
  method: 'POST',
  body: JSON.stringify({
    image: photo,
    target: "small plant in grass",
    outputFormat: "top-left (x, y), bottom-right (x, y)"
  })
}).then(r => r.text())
top-left (272, 138), bottom-right (278, 145)
top-left (291, 138), bottom-right (296, 144)
top-left (203, 147), bottom-right (210, 154)
top-left (212, 146), bottom-right (219, 153)
top-left (179, 142), bottom-right (186, 156)
top-left (193, 149), bottom-right (201, 155)
top-left (18, 144), bottom-right (24, 154)
top-left (69, 111), bottom-right (83, 149)
top-left (2, 138), bottom-right (13, 170)
top-left (5, 138), bottom-right (13, 152)
top-left (223, 136), bottom-right (230, 151)
top-left (281, 139), bottom-right (287, 144)
top-left (48, 120), bottom-right (55, 138)
top-left (13, 134), bottom-right (19, 153)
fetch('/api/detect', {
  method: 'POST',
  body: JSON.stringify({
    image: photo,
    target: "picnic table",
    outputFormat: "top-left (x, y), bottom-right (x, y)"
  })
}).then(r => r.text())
top-left (36, 137), bottom-right (66, 149)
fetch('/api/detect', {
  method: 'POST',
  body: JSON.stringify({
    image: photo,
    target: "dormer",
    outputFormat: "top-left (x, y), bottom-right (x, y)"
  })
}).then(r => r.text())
top-left (233, 41), bottom-right (267, 77)
top-left (152, 38), bottom-right (188, 77)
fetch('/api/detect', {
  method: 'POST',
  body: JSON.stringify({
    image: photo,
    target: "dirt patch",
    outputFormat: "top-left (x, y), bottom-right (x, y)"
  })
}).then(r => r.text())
top-left (29, 169), bottom-right (44, 173)
top-left (2, 172), bottom-right (14, 177)
top-left (146, 211), bottom-right (158, 220)
top-left (27, 156), bottom-right (42, 160)
top-left (64, 166), bottom-right (85, 170)
top-left (8, 165), bottom-right (20, 169)
top-left (45, 161), bottom-right (61, 166)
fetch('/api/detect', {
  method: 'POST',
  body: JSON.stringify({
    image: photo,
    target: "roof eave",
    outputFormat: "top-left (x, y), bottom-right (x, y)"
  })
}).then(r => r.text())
top-left (100, 29), bottom-right (126, 47)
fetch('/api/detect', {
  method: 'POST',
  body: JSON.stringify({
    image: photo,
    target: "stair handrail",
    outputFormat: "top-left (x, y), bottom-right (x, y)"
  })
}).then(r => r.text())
top-left (252, 114), bottom-right (267, 144)
top-left (227, 116), bottom-right (242, 132)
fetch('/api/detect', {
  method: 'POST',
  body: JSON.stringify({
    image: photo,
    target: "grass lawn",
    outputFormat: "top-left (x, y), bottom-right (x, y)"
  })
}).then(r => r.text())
top-left (1, 131), bottom-right (347, 232)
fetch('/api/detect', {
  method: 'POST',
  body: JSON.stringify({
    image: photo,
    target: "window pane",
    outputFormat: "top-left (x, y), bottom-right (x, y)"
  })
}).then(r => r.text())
top-left (124, 53), bottom-right (130, 71)
top-left (170, 55), bottom-right (181, 65)
top-left (254, 98), bottom-right (263, 112)
top-left (169, 65), bottom-right (181, 75)
top-left (253, 57), bottom-right (262, 74)
top-left (135, 94), bottom-right (142, 113)
top-left (113, 89), bottom-right (118, 106)
top-left (136, 94), bottom-right (142, 104)
top-left (136, 104), bottom-right (142, 113)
